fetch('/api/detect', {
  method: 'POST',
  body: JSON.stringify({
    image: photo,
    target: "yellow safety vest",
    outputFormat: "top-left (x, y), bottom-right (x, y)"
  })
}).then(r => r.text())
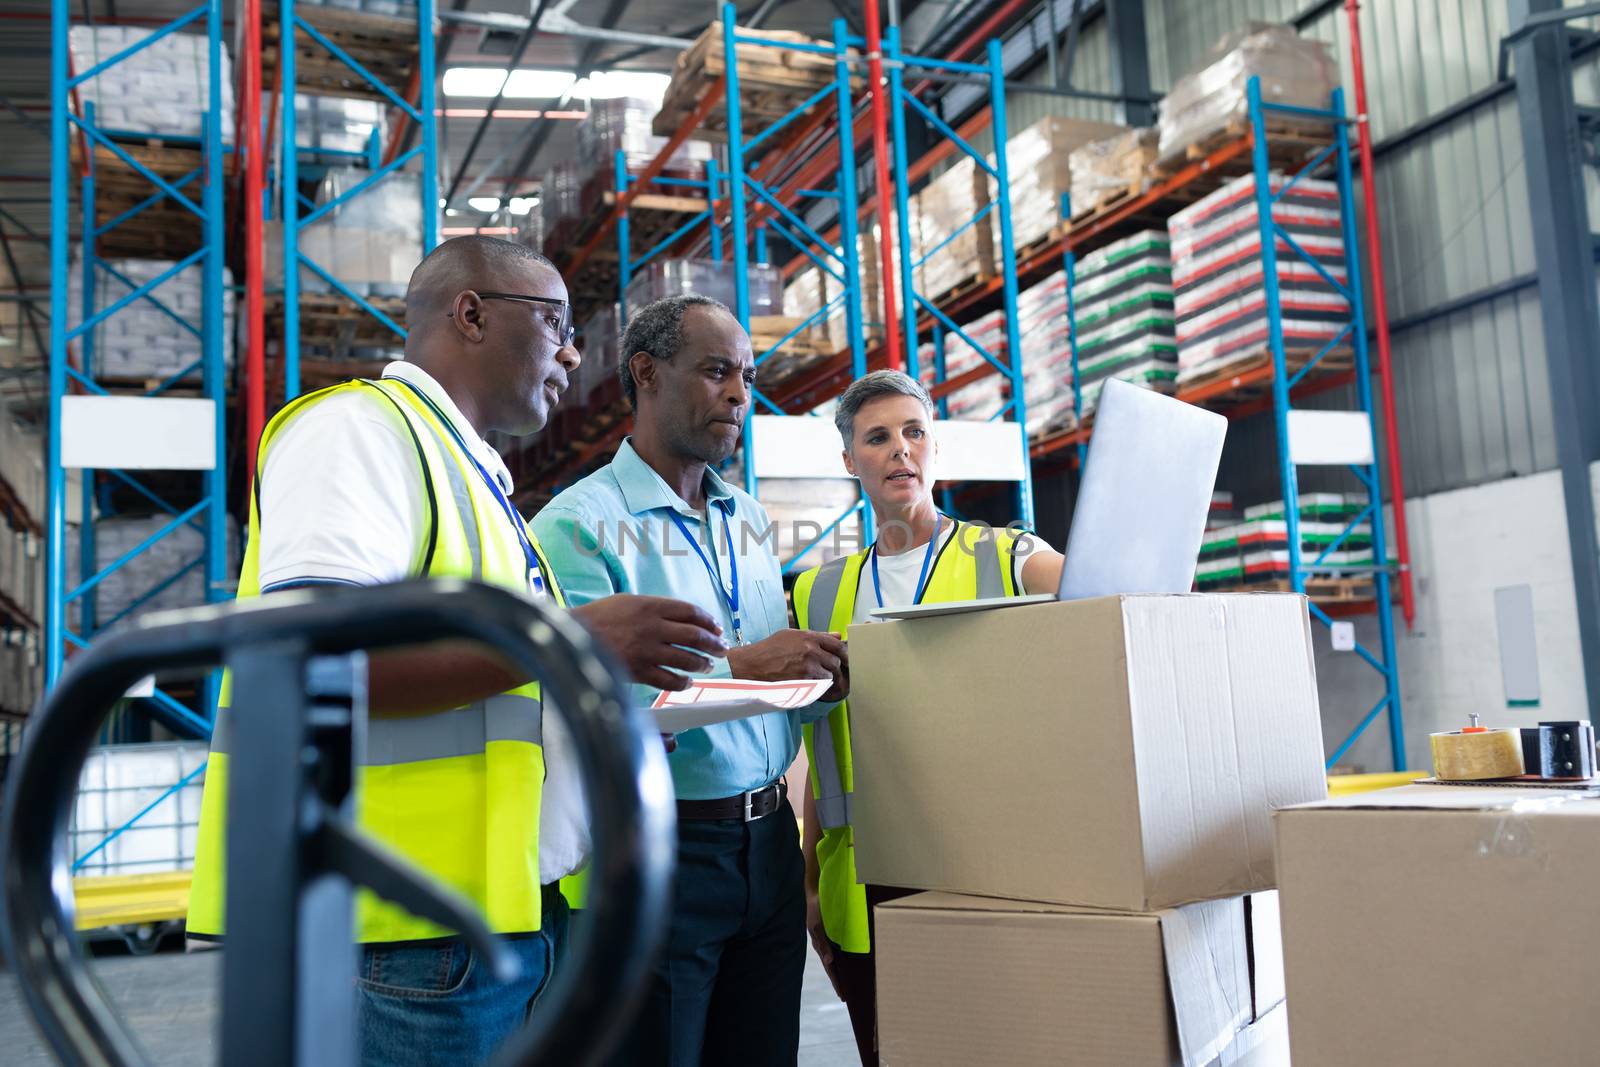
top-left (792, 520), bottom-right (1021, 954)
top-left (188, 377), bottom-right (567, 943)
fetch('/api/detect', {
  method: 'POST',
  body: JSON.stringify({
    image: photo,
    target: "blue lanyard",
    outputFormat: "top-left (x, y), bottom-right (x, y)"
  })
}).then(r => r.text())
top-left (390, 378), bottom-right (546, 594)
top-left (871, 514), bottom-right (945, 609)
top-left (666, 504), bottom-right (742, 644)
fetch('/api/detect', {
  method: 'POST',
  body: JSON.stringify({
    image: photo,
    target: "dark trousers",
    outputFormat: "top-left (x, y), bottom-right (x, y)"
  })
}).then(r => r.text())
top-left (611, 797), bottom-right (807, 1067)
top-left (828, 885), bottom-right (917, 1067)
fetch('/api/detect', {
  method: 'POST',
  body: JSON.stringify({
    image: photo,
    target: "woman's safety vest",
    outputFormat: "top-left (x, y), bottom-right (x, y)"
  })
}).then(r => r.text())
top-left (187, 377), bottom-right (566, 943)
top-left (791, 520), bottom-right (1021, 953)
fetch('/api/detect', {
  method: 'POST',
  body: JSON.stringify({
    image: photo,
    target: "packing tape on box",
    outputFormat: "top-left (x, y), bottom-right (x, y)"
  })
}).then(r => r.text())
top-left (1430, 728), bottom-right (1525, 780)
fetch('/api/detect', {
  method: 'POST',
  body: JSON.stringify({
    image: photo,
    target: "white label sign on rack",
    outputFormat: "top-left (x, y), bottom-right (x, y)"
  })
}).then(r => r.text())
top-left (61, 396), bottom-right (217, 470)
top-left (749, 414), bottom-right (1026, 481)
top-left (1286, 409), bottom-right (1375, 467)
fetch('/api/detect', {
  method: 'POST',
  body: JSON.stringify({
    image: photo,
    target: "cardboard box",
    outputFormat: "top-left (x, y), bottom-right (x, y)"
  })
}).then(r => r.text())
top-left (848, 595), bottom-right (1327, 910)
top-left (876, 891), bottom-right (1285, 1067)
top-left (1276, 784), bottom-right (1600, 1065)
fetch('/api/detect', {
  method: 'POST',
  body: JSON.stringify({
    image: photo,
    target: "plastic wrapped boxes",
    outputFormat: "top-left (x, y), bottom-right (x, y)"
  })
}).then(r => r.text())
top-left (287, 94), bottom-right (386, 155)
top-left (1170, 173), bottom-right (1347, 385)
top-left (1156, 23), bottom-right (1336, 160)
top-left (1004, 116), bottom-right (1128, 245)
top-left (1069, 230), bottom-right (1178, 414)
top-left (68, 258), bottom-right (237, 382)
top-left (913, 158), bottom-right (994, 299)
top-left (1196, 494), bottom-right (1371, 589)
top-left (69, 25), bottom-right (235, 141)
top-left (623, 257), bottom-right (784, 318)
top-left (576, 303), bottom-right (623, 407)
top-left (295, 168), bottom-right (425, 299)
top-left (1066, 128), bottom-right (1159, 218)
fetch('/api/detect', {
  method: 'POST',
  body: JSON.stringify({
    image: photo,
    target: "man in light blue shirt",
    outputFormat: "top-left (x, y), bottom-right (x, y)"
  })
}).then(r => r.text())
top-left (533, 294), bottom-right (846, 1066)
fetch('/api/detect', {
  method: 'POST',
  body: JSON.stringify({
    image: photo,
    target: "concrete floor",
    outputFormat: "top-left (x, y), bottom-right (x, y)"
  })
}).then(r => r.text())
top-left (1, 941), bottom-right (858, 1066)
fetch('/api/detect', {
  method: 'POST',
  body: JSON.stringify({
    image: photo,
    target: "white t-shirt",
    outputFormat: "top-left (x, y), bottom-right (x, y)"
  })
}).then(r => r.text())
top-left (850, 520), bottom-right (1030, 625)
top-left (257, 361), bottom-right (589, 884)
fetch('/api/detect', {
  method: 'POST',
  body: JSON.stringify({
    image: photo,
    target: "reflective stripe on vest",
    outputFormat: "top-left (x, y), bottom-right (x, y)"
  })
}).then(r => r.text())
top-left (803, 526), bottom-right (1008, 830)
top-left (187, 377), bottom-right (557, 944)
top-left (209, 692), bottom-right (543, 763)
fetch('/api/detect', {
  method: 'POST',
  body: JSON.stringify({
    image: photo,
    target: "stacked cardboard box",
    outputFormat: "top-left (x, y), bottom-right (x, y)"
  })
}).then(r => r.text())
top-left (1004, 116), bottom-right (1128, 246)
top-left (1066, 128), bottom-right (1159, 218)
top-left (538, 162), bottom-right (585, 257)
top-left (0, 625), bottom-right (41, 717)
top-left (850, 595), bottom-right (1326, 1065)
top-left (67, 258), bottom-right (237, 382)
top-left (0, 409), bottom-right (46, 523)
top-left (913, 158), bottom-right (994, 299)
top-left (1171, 172), bottom-right (1348, 385)
top-left (782, 266), bottom-right (847, 354)
top-left (69, 26), bottom-right (235, 140)
top-left (1157, 23), bottom-right (1335, 160)
top-left (1071, 230), bottom-right (1178, 413)
top-left (1277, 785), bottom-right (1600, 1064)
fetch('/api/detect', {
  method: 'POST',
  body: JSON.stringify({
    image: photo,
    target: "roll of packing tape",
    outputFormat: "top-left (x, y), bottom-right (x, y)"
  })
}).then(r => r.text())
top-left (1431, 728), bottom-right (1525, 780)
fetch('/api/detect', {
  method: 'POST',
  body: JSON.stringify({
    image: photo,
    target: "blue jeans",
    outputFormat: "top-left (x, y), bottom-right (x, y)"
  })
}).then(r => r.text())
top-left (357, 891), bottom-right (569, 1067)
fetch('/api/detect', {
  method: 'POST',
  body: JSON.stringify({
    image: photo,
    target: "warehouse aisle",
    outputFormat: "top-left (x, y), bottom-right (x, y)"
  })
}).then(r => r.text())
top-left (0, 943), bottom-right (854, 1065)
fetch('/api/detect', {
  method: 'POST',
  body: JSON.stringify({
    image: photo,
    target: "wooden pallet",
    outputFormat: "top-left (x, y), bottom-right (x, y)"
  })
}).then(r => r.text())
top-left (1178, 345), bottom-right (1354, 400)
top-left (72, 138), bottom-right (215, 259)
top-left (1212, 577), bottom-right (1376, 603)
top-left (263, 7), bottom-right (418, 102)
top-left (266, 291), bottom-right (406, 356)
top-left (653, 25), bottom-right (853, 143)
top-left (1152, 117), bottom-right (1333, 178)
top-left (1069, 181), bottom-right (1145, 225)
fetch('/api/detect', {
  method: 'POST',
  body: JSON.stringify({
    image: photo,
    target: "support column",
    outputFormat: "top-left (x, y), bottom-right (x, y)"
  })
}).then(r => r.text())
top-left (1509, 0), bottom-right (1600, 726)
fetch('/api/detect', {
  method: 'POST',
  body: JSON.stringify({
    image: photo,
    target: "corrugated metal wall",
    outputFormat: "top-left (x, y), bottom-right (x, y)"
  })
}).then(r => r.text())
top-left (1137, 0), bottom-right (1589, 497)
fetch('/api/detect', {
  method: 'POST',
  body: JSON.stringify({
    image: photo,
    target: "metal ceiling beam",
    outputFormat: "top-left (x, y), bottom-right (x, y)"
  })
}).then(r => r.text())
top-left (494, 0), bottom-right (636, 206)
top-left (438, 8), bottom-right (692, 53)
top-left (443, 0), bottom-right (557, 206)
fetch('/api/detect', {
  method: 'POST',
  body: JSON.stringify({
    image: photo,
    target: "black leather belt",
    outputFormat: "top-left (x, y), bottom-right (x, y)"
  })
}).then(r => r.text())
top-left (677, 780), bottom-right (787, 822)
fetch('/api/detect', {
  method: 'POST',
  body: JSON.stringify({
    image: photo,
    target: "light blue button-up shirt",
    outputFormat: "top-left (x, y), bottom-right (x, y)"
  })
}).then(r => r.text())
top-left (532, 437), bottom-right (825, 800)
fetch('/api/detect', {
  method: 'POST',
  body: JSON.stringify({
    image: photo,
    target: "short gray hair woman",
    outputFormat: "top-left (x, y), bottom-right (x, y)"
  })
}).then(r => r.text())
top-left (833, 369), bottom-right (935, 452)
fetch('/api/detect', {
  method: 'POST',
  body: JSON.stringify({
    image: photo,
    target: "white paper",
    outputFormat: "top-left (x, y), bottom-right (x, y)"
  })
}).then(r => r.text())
top-left (651, 678), bottom-right (833, 733)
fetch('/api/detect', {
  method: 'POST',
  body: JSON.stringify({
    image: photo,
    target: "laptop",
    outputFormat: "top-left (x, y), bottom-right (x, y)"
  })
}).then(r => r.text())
top-left (871, 378), bottom-right (1228, 621)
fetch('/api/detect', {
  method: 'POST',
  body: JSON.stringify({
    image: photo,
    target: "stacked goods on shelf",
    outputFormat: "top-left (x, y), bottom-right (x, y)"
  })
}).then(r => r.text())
top-left (69, 26), bottom-right (236, 140)
top-left (1155, 23), bottom-right (1336, 161)
top-left (301, 168), bottom-right (424, 300)
top-left (576, 304), bottom-right (622, 407)
top-left (579, 97), bottom-right (710, 185)
top-left (68, 259), bottom-right (237, 383)
top-left (747, 476), bottom-right (864, 570)
top-left (1003, 116), bottom-right (1128, 247)
top-left (1196, 493), bottom-right (1375, 590)
top-left (67, 515), bottom-right (238, 631)
top-left (653, 25), bottom-right (855, 143)
top-left (1012, 270), bottom-right (1078, 439)
top-left (912, 158), bottom-right (995, 299)
top-left (850, 595), bottom-right (1322, 1064)
top-left (296, 0), bottom-right (421, 14)
top-left (0, 410), bottom-right (43, 715)
top-left (623, 257), bottom-right (783, 316)
top-left (782, 266), bottom-right (846, 355)
top-left (1067, 128), bottom-right (1159, 218)
top-left (539, 162), bottom-right (585, 257)
top-left (1071, 230), bottom-right (1177, 413)
top-left (286, 94), bottom-right (386, 155)
top-left (920, 310), bottom-right (1007, 420)
top-left (1208, 490), bottom-right (1238, 528)
top-left (1169, 172), bottom-right (1348, 385)
top-left (0, 625), bottom-right (40, 716)
top-left (1, 408), bottom-right (47, 524)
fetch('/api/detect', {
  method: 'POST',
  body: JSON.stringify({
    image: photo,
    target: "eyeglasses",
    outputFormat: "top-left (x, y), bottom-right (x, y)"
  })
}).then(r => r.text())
top-left (474, 291), bottom-right (576, 346)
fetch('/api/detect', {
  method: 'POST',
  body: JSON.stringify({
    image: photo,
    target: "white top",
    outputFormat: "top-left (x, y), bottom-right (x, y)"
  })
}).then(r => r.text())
top-left (850, 519), bottom-right (1030, 626)
top-left (256, 360), bottom-right (589, 884)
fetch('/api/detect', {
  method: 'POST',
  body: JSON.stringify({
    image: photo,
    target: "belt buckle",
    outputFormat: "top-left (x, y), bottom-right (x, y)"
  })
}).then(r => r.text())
top-left (743, 783), bottom-right (774, 823)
